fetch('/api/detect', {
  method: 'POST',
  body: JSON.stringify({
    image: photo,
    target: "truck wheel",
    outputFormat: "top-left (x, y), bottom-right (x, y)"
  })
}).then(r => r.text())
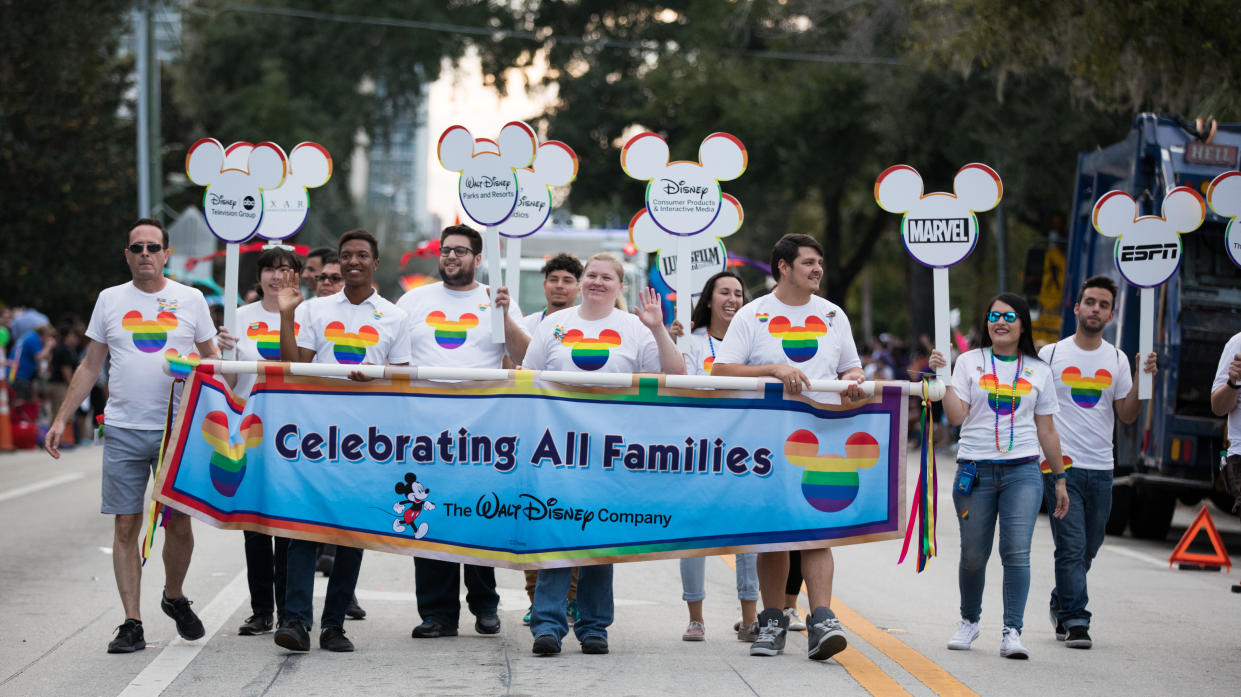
top-left (1129, 487), bottom-right (1176, 540)
top-left (1209, 492), bottom-right (1239, 517)
top-left (1107, 484), bottom-right (1133, 536)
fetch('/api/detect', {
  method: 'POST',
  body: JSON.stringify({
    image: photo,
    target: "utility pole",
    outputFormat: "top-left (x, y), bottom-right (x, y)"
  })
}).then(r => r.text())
top-left (995, 200), bottom-right (1008, 292)
top-left (135, 1), bottom-right (162, 221)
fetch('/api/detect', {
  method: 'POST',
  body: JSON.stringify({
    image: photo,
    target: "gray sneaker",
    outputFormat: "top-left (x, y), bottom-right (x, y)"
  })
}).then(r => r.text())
top-left (806, 606), bottom-right (848, 661)
top-left (749, 608), bottom-right (788, 656)
top-left (735, 619), bottom-right (759, 642)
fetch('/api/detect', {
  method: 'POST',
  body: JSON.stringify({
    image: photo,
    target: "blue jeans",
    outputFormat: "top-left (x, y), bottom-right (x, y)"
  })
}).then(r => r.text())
top-left (531, 565), bottom-right (613, 644)
top-left (680, 553), bottom-right (759, 602)
top-left (952, 459), bottom-right (1043, 631)
top-left (284, 540), bottom-right (362, 629)
top-left (1043, 467), bottom-right (1111, 629)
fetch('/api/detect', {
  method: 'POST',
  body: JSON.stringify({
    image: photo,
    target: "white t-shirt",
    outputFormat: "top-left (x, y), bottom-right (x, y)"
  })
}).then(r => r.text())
top-left (523, 307), bottom-right (659, 373)
top-left (951, 348), bottom-right (1059, 461)
top-left (232, 301), bottom-right (307, 399)
top-left (397, 282), bottom-right (520, 369)
top-left (714, 293), bottom-right (862, 403)
top-left (1212, 332), bottom-right (1241, 456)
top-left (680, 327), bottom-right (724, 377)
top-left (1038, 338), bottom-right (1133, 469)
top-left (85, 279), bottom-right (216, 430)
top-left (295, 289), bottom-right (411, 365)
top-left (519, 308), bottom-right (548, 336)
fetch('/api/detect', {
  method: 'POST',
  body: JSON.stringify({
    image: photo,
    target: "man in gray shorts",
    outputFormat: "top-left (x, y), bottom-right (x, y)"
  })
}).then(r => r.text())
top-left (45, 218), bottom-right (220, 653)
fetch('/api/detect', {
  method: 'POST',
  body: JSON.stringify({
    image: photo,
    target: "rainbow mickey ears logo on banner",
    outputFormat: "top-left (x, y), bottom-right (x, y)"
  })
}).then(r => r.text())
top-left (437, 121), bottom-right (538, 226)
top-left (496, 140), bottom-right (578, 239)
top-left (783, 430), bottom-right (880, 513)
top-left (162, 349), bottom-right (201, 380)
top-left (186, 139), bottom-right (287, 243)
top-left (874, 164), bottom-right (1002, 269)
top-left (1092, 186), bottom-right (1205, 288)
top-left (201, 411), bottom-right (263, 497)
top-left (1206, 171), bottom-right (1241, 269)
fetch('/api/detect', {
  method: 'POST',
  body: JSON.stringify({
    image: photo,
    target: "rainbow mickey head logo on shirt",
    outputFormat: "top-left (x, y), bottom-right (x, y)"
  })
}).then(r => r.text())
top-left (324, 321), bottom-right (378, 365)
top-left (560, 329), bottom-right (622, 371)
top-left (1060, 367), bottom-right (1112, 408)
top-left (425, 311), bottom-right (479, 349)
top-left (702, 355), bottom-right (715, 373)
top-left (246, 321), bottom-right (298, 360)
top-left (979, 372), bottom-right (1034, 415)
top-left (767, 315), bottom-right (826, 363)
top-left (784, 430), bottom-right (880, 512)
top-left (122, 310), bottom-right (178, 353)
top-left (162, 349), bottom-right (201, 380)
top-left (201, 411), bottom-right (263, 497)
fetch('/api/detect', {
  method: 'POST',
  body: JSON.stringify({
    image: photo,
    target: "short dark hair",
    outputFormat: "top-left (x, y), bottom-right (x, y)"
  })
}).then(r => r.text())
top-left (541, 253), bottom-right (583, 280)
top-left (1076, 275), bottom-right (1119, 305)
top-left (690, 271), bottom-right (748, 331)
top-left (980, 292), bottom-right (1039, 359)
top-left (338, 229), bottom-right (378, 258)
top-left (128, 218), bottom-right (169, 248)
top-left (253, 247), bottom-right (304, 299)
top-left (770, 233), bottom-right (822, 282)
top-left (441, 224), bottom-right (483, 255)
top-left (307, 246), bottom-right (335, 264)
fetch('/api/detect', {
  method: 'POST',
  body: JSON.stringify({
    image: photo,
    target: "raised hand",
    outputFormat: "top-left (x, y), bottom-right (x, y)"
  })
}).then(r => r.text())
top-left (636, 287), bottom-right (665, 330)
top-left (277, 269), bottom-right (303, 315)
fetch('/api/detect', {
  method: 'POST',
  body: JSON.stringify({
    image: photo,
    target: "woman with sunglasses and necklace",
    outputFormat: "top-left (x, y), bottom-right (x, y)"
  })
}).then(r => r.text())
top-left (928, 293), bottom-right (1069, 659)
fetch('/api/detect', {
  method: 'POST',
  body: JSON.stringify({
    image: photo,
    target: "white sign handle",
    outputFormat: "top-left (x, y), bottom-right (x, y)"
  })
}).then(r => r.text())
top-left (1139, 286), bottom-right (1154, 400)
top-left (221, 242), bottom-right (239, 359)
top-left (933, 267), bottom-right (951, 381)
top-left (506, 236), bottom-right (521, 312)
top-left (674, 237), bottom-right (692, 346)
top-left (485, 226), bottom-right (504, 343)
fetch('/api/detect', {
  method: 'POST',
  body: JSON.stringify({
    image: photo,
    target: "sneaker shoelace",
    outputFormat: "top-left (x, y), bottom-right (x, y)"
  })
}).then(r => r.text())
top-left (756, 622), bottom-right (783, 641)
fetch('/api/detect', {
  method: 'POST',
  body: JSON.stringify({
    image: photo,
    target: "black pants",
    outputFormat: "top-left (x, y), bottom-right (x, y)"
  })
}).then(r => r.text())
top-left (243, 531), bottom-right (289, 617)
top-left (414, 558), bottom-right (499, 627)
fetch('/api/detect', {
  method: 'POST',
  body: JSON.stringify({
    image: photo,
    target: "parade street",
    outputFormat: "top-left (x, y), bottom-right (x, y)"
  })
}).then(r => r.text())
top-left (3, 443), bottom-right (1239, 697)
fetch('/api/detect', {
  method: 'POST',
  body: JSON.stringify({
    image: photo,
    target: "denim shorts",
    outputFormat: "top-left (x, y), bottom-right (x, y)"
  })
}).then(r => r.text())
top-left (101, 425), bottom-right (164, 515)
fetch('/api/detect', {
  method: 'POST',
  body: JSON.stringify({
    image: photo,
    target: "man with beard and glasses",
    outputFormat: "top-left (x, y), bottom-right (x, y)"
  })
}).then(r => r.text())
top-left (396, 224), bottom-right (527, 640)
top-left (1037, 275), bottom-right (1155, 650)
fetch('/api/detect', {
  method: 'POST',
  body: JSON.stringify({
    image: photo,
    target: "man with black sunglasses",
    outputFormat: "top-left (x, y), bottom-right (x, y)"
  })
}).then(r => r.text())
top-left (44, 218), bottom-right (220, 654)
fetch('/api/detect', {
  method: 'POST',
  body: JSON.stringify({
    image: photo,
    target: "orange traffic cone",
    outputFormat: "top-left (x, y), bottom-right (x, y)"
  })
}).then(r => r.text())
top-left (0, 381), bottom-right (14, 453)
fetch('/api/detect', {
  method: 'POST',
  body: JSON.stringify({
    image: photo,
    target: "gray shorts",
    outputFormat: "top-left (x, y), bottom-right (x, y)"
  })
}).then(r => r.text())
top-left (101, 425), bottom-right (164, 515)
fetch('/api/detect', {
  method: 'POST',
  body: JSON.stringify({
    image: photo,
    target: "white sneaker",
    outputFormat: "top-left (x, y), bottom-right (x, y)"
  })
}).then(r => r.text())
top-left (1000, 627), bottom-right (1029, 659)
top-left (783, 607), bottom-right (806, 631)
top-left (947, 619), bottom-right (979, 650)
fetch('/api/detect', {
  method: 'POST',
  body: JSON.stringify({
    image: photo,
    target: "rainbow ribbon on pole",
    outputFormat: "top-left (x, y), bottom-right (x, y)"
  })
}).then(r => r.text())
top-left (898, 378), bottom-right (938, 571)
top-left (141, 383), bottom-right (177, 566)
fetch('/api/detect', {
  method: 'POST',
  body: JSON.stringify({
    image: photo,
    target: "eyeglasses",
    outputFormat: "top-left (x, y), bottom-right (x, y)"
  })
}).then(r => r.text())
top-left (987, 311), bottom-right (1019, 323)
top-left (440, 246), bottom-right (475, 257)
top-left (127, 242), bottom-right (164, 254)
top-left (315, 274), bottom-right (344, 284)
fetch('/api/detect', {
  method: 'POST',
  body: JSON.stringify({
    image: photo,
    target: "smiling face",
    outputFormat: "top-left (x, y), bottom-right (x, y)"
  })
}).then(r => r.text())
top-left (1074, 287), bottom-right (1115, 335)
top-left (437, 233), bottom-right (478, 288)
top-left (258, 259), bottom-right (295, 298)
top-left (987, 299), bottom-right (1022, 351)
top-left (580, 258), bottom-right (623, 310)
top-left (543, 269), bottom-right (580, 311)
top-left (780, 246), bottom-right (823, 297)
top-left (708, 275), bottom-right (744, 327)
top-left (125, 224), bottom-right (168, 284)
top-left (338, 239), bottom-right (378, 289)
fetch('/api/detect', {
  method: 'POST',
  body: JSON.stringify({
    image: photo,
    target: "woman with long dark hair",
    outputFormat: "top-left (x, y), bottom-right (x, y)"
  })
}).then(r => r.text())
top-left (929, 292), bottom-right (1069, 659)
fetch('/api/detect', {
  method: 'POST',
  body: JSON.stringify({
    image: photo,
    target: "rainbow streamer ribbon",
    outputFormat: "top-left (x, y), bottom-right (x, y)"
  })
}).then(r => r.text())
top-left (898, 378), bottom-right (938, 571)
top-left (141, 383), bottom-right (177, 565)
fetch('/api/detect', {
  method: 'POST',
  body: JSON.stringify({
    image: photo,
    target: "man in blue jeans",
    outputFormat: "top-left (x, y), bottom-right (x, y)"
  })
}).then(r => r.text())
top-left (1037, 276), bottom-right (1156, 649)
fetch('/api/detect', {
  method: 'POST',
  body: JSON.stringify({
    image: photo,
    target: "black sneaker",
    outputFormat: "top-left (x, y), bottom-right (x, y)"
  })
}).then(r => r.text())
top-left (274, 621), bottom-right (310, 652)
top-left (532, 634), bottom-right (560, 655)
top-left (750, 608), bottom-right (788, 656)
top-left (411, 619), bottom-right (458, 638)
top-left (1065, 625), bottom-right (1092, 649)
top-left (345, 595), bottom-right (367, 620)
top-left (238, 613), bottom-right (274, 636)
top-left (475, 613), bottom-right (501, 635)
top-left (320, 626), bottom-right (355, 652)
top-left (1050, 605), bottom-right (1066, 641)
top-left (806, 606), bottom-right (848, 661)
top-left (107, 619), bottom-right (146, 654)
top-left (580, 635), bottom-right (608, 654)
top-left (161, 592), bottom-right (206, 641)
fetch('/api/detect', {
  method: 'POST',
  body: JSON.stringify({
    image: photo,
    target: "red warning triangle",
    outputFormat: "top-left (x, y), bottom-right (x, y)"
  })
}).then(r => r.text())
top-left (1168, 505), bottom-right (1232, 572)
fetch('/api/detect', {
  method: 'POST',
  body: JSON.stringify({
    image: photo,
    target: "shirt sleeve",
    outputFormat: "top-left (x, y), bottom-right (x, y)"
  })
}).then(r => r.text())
top-left (190, 292), bottom-right (217, 344)
top-left (85, 293), bottom-right (108, 345)
top-left (951, 350), bottom-right (975, 401)
top-left (522, 323), bottom-right (549, 371)
top-left (1212, 334), bottom-right (1241, 392)
top-left (386, 311), bottom-right (413, 365)
top-left (295, 303), bottom-right (317, 352)
top-left (713, 308), bottom-right (752, 366)
top-left (1114, 348), bottom-right (1134, 401)
top-left (636, 321), bottom-right (660, 373)
top-left (833, 310), bottom-right (862, 373)
top-left (1034, 363), bottom-right (1061, 415)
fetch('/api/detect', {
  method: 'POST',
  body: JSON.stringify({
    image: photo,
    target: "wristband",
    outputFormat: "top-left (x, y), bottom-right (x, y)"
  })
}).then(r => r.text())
top-left (1229, 380), bottom-right (1241, 390)
top-left (1052, 472), bottom-right (1067, 481)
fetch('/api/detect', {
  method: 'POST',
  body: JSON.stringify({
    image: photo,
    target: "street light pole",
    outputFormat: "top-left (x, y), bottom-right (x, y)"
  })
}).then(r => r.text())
top-left (136, 1), bottom-right (150, 218)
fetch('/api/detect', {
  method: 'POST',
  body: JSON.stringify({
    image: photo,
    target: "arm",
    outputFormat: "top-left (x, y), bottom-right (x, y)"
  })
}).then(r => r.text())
top-left (494, 286), bottom-right (530, 364)
top-left (1117, 351), bottom-right (1157, 424)
top-left (635, 287), bottom-right (685, 375)
top-left (928, 349), bottom-right (968, 425)
top-left (1035, 412), bottom-right (1070, 518)
top-left (1211, 352), bottom-right (1241, 417)
top-left (44, 340), bottom-right (108, 459)
top-left (276, 271), bottom-right (314, 363)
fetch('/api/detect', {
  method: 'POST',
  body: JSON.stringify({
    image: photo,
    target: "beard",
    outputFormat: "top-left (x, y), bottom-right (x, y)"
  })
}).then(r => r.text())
top-left (438, 262), bottom-right (474, 287)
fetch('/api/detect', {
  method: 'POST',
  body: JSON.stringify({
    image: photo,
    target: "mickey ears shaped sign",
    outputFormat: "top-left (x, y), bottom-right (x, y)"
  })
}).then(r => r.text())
top-left (1092, 186), bottom-right (1206, 287)
top-left (497, 140), bottom-right (579, 239)
top-left (437, 121), bottom-right (539, 227)
top-left (874, 163), bottom-right (1003, 269)
top-left (1206, 171), bottom-right (1241, 268)
top-left (186, 139), bottom-right (332, 243)
top-left (621, 132), bottom-right (747, 237)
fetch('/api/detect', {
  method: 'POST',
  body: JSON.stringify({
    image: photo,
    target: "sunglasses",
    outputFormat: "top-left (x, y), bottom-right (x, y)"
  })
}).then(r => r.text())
top-left (440, 246), bottom-right (475, 257)
top-left (315, 273), bottom-right (344, 284)
top-left (987, 311), bottom-right (1019, 323)
top-left (127, 242), bottom-right (164, 254)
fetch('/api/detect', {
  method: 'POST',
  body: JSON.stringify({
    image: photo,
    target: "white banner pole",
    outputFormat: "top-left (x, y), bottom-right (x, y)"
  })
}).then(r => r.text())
top-left (221, 242), bottom-right (239, 359)
top-left (506, 237), bottom-right (521, 311)
top-left (1139, 286), bottom-right (1154, 399)
top-left (674, 237), bottom-right (691, 346)
top-left (485, 226), bottom-right (504, 343)
top-left (933, 267), bottom-right (951, 381)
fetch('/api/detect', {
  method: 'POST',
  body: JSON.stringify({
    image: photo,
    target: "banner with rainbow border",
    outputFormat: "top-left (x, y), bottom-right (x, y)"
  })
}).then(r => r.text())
top-left (154, 365), bottom-right (909, 569)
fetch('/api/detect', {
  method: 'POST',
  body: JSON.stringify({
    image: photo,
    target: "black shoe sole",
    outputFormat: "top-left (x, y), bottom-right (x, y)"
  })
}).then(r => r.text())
top-left (274, 631), bottom-right (310, 652)
top-left (107, 642), bottom-right (145, 654)
top-left (411, 626), bottom-right (458, 638)
top-left (475, 620), bottom-right (501, 635)
top-left (238, 627), bottom-right (272, 636)
top-left (581, 643), bottom-right (609, 654)
top-left (808, 633), bottom-right (847, 661)
top-left (532, 637), bottom-right (560, 655)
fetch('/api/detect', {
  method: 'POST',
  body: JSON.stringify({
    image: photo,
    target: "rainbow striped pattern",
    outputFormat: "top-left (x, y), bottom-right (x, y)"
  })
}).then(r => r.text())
top-left (1060, 367), bottom-right (1112, 408)
top-left (122, 310), bottom-right (178, 353)
top-left (979, 374), bottom-right (1033, 415)
top-left (324, 321), bottom-right (379, 364)
top-left (784, 429), bottom-right (880, 512)
top-left (425, 311), bottom-right (479, 349)
top-left (163, 349), bottom-right (201, 379)
top-left (702, 355), bottom-right (715, 373)
top-left (767, 315), bottom-right (826, 363)
top-left (560, 329), bottom-right (622, 371)
top-left (246, 321), bottom-right (298, 360)
top-left (201, 411), bottom-right (263, 497)
top-left (1039, 455), bottom-right (1074, 474)
top-left (756, 312), bottom-right (770, 323)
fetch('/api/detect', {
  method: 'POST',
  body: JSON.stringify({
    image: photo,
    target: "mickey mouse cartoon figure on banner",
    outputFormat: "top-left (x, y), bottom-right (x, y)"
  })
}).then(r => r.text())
top-left (875, 164), bottom-right (1002, 381)
top-left (495, 140), bottom-right (578, 311)
top-left (1093, 186), bottom-right (1205, 398)
top-left (621, 132), bottom-right (746, 341)
top-left (438, 122), bottom-right (538, 342)
top-left (1206, 171), bottom-right (1241, 269)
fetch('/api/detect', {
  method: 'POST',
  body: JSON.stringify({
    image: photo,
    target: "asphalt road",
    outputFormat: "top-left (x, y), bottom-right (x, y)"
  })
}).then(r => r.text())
top-left (2, 443), bottom-right (1239, 697)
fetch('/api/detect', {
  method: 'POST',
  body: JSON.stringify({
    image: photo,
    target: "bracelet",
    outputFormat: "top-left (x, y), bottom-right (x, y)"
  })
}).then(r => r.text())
top-left (1052, 472), bottom-right (1067, 481)
top-left (1229, 380), bottom-right (1241, 390)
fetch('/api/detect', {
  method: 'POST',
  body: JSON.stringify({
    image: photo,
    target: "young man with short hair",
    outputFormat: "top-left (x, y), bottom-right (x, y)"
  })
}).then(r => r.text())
top-left (519, 252), bottom-right (583, 335)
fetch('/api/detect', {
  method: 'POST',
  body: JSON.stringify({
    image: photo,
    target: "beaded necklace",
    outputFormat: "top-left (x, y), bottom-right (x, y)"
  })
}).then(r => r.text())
top-left (989, 349), bottom-right (1021, 453)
